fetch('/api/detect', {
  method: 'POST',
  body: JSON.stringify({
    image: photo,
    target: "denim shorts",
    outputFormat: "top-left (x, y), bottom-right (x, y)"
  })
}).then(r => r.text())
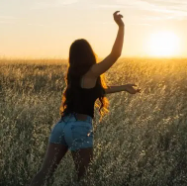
top-left (49, 113), bottom-right (93, 151)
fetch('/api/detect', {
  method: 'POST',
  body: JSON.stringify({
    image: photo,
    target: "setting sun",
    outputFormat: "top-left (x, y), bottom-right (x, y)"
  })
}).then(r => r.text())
top-left (149, 32), bottom-right (180, 57)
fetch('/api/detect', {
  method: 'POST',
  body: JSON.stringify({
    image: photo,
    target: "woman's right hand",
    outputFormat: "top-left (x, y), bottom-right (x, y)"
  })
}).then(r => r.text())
top-left (113, 11), bottom-right (124, 27)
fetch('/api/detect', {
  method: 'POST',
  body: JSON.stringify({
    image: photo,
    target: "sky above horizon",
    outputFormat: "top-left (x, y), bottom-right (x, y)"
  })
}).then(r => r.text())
top-left (0, 0), bottom-right (187, 58)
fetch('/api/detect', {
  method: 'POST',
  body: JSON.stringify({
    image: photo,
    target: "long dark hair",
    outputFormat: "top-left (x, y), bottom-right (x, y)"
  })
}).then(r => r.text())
top-left (60, 39), bottom-right (109, 119)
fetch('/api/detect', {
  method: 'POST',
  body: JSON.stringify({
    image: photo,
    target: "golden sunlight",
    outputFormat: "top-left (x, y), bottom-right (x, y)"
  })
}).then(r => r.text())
top-left (149, 32), bottom-right (180, 57)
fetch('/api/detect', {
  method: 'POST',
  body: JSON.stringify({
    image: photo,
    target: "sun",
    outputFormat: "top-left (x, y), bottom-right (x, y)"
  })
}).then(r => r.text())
top-left (148, 31), bottom-right (180, 57)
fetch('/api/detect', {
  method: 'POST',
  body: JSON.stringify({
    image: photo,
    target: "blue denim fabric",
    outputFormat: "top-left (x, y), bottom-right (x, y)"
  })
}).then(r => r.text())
top-left (49, 113), bottom-right (93, 151)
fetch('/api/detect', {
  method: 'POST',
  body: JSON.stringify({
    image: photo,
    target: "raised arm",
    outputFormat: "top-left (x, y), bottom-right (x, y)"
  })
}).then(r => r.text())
top-left (86, 11), bottom-right (124, 78)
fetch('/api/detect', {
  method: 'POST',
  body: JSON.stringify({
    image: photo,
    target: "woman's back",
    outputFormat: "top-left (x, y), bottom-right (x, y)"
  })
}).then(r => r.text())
top-left (66, 77), bottom-right (104, 118)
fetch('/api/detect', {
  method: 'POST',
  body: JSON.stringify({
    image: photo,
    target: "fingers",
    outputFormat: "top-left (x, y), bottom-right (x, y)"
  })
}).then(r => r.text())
top-left (137, 88), bottom-right (141, 93)
top-left (113, 11), bottom-right (120, 16)
top-left (113, 11), bottom-right (123, 18)
top-left (126, 84), bottom-right (141, 94)
top-left (133, 87), bottom-right (141, 93)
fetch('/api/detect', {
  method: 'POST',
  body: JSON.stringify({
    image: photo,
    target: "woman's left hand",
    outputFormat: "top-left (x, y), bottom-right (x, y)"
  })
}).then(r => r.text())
top-left (124, 84), bottom-right (141, 94)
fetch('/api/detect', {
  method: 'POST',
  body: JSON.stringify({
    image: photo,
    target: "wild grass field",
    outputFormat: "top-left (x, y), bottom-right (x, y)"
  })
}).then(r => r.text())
top-left (0, 58), bottom-right (187, 186)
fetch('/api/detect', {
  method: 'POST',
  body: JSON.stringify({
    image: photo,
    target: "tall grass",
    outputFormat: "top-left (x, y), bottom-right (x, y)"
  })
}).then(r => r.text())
top-left (0, 58), bottom-right (187, 186)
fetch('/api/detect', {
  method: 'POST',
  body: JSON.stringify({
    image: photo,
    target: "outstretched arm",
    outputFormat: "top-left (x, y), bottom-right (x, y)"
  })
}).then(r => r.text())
top-left (105, 84), bottom-right (141, 94)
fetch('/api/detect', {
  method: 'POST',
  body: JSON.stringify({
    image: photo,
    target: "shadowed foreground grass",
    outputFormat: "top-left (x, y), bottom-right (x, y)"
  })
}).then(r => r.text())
top-left (0, 58), bottom-right (187, 186)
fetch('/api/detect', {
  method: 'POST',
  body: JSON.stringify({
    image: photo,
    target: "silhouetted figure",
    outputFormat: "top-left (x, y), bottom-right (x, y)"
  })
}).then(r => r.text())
top-left (29, 11), bottom-right (140, 186)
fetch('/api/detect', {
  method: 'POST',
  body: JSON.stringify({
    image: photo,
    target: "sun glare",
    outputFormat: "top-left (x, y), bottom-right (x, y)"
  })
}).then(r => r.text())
top-left (149, 32), bottom-right (180, 57)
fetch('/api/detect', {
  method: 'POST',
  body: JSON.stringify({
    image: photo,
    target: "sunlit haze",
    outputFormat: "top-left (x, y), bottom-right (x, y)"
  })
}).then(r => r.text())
top-left (1, 0), bottom-right (187, 58)
top-left (149, 32), bottom-right (180, 57)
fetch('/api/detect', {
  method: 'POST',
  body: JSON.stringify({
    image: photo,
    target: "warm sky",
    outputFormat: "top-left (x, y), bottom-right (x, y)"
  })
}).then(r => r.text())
top-left (1, 0), bottom-right (187, 59)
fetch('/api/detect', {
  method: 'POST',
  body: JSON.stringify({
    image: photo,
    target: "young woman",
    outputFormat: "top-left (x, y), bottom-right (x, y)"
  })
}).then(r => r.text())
top-left (29, 11), bottom-right (140, 186)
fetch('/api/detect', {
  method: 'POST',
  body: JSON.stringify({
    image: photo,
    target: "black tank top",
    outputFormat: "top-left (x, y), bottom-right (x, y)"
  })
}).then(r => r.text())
top-left (72, 78), bottom-right (104, 118)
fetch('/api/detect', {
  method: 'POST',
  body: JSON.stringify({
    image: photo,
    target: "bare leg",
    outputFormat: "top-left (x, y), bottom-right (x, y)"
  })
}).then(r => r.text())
top-left (29, 143), bottom-right (68, 186)
top-left (71, 148), bottom-right (93, 182)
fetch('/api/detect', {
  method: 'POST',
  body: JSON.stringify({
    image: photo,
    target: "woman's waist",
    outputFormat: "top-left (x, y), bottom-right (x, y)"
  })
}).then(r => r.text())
top-left (62, 112), bottom-right (92, 124)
